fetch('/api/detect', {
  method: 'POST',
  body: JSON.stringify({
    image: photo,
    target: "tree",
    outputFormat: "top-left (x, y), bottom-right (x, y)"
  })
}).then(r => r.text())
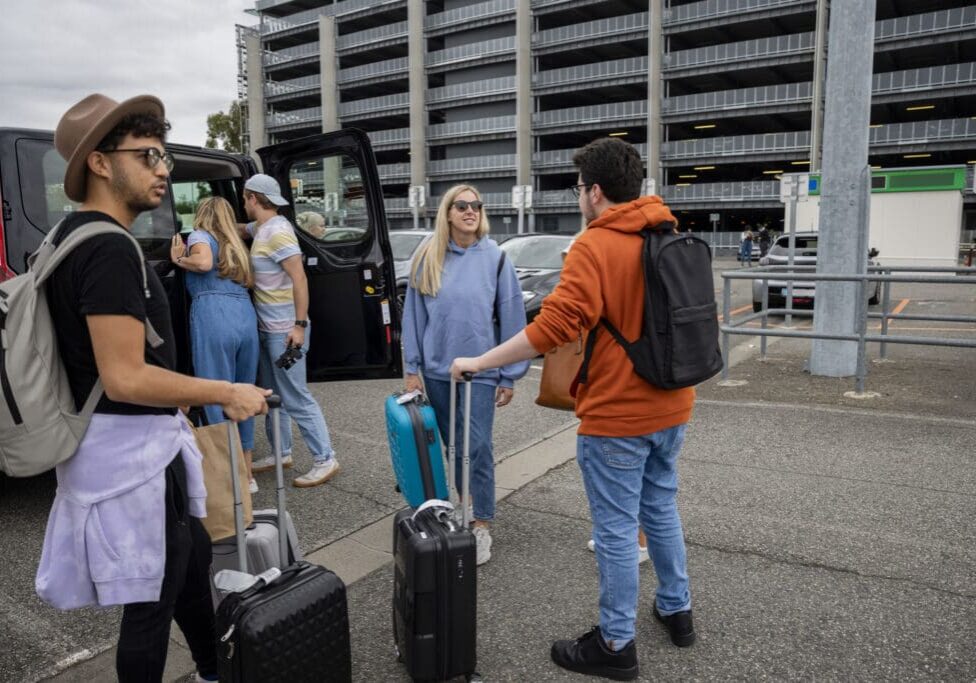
top-left (205, 101), bottom-right (246, 153)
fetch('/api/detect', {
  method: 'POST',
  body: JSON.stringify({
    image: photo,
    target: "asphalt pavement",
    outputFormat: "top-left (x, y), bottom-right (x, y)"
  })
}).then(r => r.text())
top-left (2, 258), bottom-right (973, 681)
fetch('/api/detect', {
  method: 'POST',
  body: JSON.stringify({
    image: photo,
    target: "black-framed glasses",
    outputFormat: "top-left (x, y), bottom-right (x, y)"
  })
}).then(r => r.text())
top-left (451, 199), bottom-right (483, 212)
top-left (570, 183), bottom-right (590, 198)
top-left (101, 147), bottom-right (175, 173)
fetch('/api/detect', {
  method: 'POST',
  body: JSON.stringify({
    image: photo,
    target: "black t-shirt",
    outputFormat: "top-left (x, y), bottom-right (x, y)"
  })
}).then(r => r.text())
top-left (46, 211), bottom-right (177, 415)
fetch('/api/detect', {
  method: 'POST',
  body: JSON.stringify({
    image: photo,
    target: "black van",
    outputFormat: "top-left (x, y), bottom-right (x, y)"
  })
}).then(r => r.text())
top-left (0, 128), bottom-right (403, 382)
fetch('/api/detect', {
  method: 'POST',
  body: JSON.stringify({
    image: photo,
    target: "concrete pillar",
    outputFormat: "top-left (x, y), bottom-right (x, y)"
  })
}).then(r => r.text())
top-left (809, 0), bottom-right (829, 172)
top-left (319, 16), bottom-right (339, 133)
top-left (407, 0), bottom-right (427, 188)
top-left (515, 1), bottom-right (532, 186)
top-left (809, 0), bottom-right (877, 377)
top-left (646, 0), bottom-right (664, 186)
top-left (245, 31), bottom-right (266, 152)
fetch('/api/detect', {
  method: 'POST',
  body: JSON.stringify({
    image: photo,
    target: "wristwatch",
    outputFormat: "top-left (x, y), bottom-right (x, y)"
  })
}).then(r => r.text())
top-left (294, 320), bottom-right (309, 328)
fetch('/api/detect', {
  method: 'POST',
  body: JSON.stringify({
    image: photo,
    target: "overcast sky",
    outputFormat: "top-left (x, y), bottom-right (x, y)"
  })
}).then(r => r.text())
top-left (0, 0), bottom-right (256, 146)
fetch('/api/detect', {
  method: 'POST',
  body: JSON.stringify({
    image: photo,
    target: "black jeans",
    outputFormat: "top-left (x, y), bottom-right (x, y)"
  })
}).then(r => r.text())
top-left (116, 456), bottom-right (217, 682)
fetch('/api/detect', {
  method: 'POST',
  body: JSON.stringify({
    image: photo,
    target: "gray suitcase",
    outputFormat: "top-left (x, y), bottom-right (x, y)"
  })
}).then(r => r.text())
top-left (211, 398), bottom-right (302, 602)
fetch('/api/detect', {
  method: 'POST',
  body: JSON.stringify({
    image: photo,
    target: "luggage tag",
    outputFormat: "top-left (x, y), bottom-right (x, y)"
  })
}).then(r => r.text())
top-left (396, 390), bottom-right (423, 405)
top-left (213, 569), bottom-right (260, 594)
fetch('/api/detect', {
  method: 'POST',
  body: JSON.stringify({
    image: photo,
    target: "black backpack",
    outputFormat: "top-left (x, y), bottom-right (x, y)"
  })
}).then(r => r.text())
top-left (580, 223), bottom-right (723, 390)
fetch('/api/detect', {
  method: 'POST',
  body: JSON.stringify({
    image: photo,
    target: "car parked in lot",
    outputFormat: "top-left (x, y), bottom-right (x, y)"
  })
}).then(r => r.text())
top-left (0, 127), bottom-right (403, 384)
top-left (752, 232), bottom-right (881, 312)
top-left (389, 229), bottom-right (432, 312)
top-left (499, 233), bottom-right (575, 323)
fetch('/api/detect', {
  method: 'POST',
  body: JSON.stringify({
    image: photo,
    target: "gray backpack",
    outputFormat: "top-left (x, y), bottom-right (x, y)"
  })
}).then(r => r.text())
top-left (0, 220), bottom-right (162, 477)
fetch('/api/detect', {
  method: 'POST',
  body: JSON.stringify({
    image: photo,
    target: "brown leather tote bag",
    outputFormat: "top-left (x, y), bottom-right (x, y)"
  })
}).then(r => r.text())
top-left (535, 333), bottom-right (584, 411)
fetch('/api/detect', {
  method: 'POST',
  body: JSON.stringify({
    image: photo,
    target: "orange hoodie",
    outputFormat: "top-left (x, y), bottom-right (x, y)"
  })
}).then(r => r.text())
top-left (525, 196), bottom-right (695, 437)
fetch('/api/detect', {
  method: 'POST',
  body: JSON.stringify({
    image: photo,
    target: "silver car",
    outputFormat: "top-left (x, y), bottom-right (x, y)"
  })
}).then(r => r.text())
top-left (751, 232), bottom-right (881, 312)
top-left (390, 229), bottom-right (432, 311)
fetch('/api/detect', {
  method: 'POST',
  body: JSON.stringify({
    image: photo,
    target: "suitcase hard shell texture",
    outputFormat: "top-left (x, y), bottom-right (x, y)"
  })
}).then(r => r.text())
top-left (385, 391), bottom-right (448, 507)
top-left (392, 375), bottom-right (478, 682)
top-left (214, 397), bottom-right (352, 682)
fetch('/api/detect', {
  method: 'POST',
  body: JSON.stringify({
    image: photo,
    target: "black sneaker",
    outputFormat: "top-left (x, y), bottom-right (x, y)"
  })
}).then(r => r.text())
top-left (550, 626), bottom-right (639, 681)
top-left (653, 605), bottom-right (696, 647)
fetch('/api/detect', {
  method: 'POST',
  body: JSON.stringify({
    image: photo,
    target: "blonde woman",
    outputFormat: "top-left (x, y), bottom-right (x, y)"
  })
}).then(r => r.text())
top-left (401, 185), bottom-right (529, 565)
top-left (170, 196), bottom-right (261, 492)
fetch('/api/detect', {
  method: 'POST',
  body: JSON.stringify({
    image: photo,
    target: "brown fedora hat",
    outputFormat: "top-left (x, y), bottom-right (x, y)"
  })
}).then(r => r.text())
top-left (55, 93), bottom-right (165, 202)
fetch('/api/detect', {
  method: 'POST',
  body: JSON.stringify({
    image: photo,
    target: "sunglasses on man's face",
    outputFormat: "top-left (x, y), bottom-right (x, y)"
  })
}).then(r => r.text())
top-left (451, 200), bottom-right (483, 212)
top-left (102, 147), bottom-right (175, 173)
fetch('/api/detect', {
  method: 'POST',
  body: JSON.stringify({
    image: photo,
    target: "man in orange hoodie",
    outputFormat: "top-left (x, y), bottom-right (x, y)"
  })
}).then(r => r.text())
top-left (452, 137), bottom-right (695, 680)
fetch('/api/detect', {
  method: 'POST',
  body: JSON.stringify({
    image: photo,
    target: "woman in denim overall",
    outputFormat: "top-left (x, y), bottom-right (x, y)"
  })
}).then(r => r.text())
top-left (171, 197), bottom-right (260, 492)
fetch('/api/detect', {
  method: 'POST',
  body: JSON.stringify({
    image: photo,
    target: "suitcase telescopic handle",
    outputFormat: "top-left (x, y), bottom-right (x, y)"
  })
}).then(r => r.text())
top-left (448, 373), bottom-right (473, 529)
top-left (227, 395), bottom-right (287, 573)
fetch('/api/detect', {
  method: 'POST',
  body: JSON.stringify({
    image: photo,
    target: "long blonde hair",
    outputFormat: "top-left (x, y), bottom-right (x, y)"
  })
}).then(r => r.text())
top-left (410, 185), bottom-right (490, 296)
top-left (193, 196), bottom-right (255, 288)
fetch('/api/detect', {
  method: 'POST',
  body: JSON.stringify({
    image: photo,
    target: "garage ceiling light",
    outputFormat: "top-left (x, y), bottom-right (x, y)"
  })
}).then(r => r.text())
top-left (608, 131), bottom-right (628, 137)
top-left (693, 124), bottom-right (716, 130)
top-left (762, 170), bottom-right (784, 174)
top-left (791, 160), bottom-right (810, 165)
top-left (676, 183), bottom-right (691, 187)
top-left (905, 104), bottom-right (935, 111)
top-left (903, 153), bottom-right (931, 159)
top-left (693, 166), bottom-right (715, 170)
top-left (869, 124), bottom-right (883, 128)
top-left (678, 174), bottom-right (697, 178)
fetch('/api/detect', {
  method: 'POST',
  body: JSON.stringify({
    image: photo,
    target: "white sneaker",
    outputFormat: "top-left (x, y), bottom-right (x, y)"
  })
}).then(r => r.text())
top-left (248, 478), bottom-right (259, 494)
top-left (587, 539), bottom-right (650, 564)
top-left (293, 459), bottom-right (341, 488)
top-left (251, 454), bottom-right (293, 473)
top-left (473, 525), bottom-right (492, 566)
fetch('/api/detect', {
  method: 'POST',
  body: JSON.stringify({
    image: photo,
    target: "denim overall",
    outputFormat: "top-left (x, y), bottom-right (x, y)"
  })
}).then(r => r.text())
top-left (185, 231), bottom-right (259, 450)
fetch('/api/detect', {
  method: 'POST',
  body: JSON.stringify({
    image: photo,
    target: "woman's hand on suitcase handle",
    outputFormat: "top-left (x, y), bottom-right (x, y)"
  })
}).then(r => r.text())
top-left (404, 373), bottom-right (424, 395)
top-left (222, 383), bottom-right (273, 422)
top-left (495, 386), bottom-right (513, 408)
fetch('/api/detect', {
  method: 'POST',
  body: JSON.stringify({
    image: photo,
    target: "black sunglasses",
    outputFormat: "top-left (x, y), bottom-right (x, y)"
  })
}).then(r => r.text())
top-left (452, 200), bottom-right (483, 212)
top-left (101, 147), bottom-right (175, 173)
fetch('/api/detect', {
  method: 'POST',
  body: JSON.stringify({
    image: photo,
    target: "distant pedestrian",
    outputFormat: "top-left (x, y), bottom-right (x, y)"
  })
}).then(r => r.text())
top-left (243, 174), bottom-right (341, 488)
top-left (739, 227), bottom-right (754, 266)
top-left (36, 93), bottom-right (268, 683)
top-left (452, 138), bottom-right (697, 680)
top-left (171, 196), bottom-right (261, 493)
top-left (402, 184), bottom-right (528, 566)
top-left (757, 225), bottom-right (771, 257)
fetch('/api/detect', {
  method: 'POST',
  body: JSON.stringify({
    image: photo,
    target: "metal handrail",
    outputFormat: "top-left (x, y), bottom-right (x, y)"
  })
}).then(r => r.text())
top-left (669, 32), bottom-right (813, 69)
top-left (426, 36), bottom-right (516, 67)
top-left (667, 0), bottom-right (807, 25)
top-left (533, 12), bottom-right (648, 47)
top-left (534, 100), bottom-right (647, 127)
top-left (426, 76), bottom-right (516, 104)
top-left (875, 6), bottom-right (976, 42)
top-left (337, 21), bottom-right (407, 51)
top-left (339, 92), bottom-right (409, 117)
top-left (263, 41), bottom-right (320, 66)
top-left (534, 56), bottom-right (648, 88)
top-left (265, 74), bottom-right (321, 97)
top-left (339, 57), bottom-right (409, 83)
top-left (426, 115), bottom-right (516, 139)
top-left (720, 265), bottom-right (976, 394)
top-left (426, 0), bottom-right (515, 30)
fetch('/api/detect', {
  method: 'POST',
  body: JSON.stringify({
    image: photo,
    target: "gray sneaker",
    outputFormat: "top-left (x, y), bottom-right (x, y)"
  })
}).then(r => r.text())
top-left (473, 525), bottom-right (492, 565)
top-left (293, 459), bottom-right (341, 488)
top-left (251, 454), bottom-right (293, 473)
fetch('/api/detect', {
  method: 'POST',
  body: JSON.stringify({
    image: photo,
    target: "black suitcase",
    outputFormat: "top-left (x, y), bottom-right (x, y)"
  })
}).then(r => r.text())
top-left (214, 396), bottom-right (352, 683)
top-left (393, 375), bottom-right (478, 682)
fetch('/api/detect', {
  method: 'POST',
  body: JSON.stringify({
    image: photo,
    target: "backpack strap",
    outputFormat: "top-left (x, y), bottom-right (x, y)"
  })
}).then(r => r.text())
top-left (577, 317), bottom-right (631, 386)
top-left (31, 220), bottom-right (164, 349)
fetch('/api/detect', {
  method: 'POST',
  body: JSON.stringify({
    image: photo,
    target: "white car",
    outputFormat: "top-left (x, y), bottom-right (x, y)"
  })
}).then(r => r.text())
top-left (752, 232), bottom-right (881, 312)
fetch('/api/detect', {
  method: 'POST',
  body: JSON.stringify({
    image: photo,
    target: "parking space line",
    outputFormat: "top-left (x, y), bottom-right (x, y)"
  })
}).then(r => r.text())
top-left (718, 304), bottom-right (754, 322)
top-left (890, 298), bottom-right (910, 317)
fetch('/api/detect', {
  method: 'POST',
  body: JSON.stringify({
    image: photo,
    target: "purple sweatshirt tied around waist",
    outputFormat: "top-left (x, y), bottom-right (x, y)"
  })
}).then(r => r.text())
top-left (35, 412), bottom-right (208, 610)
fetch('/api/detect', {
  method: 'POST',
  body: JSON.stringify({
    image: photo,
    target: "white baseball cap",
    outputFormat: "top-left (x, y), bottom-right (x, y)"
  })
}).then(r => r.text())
top-left (244, 173), bottom-right (289, 206)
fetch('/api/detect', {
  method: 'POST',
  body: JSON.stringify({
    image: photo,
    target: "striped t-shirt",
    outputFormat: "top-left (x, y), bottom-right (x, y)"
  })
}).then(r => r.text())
top-left (247, 215), bottom-right (303, 332)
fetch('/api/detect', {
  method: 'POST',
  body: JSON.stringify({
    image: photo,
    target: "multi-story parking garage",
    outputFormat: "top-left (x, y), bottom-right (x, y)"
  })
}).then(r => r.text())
top-left (240, 0), bottom-right (976, 235)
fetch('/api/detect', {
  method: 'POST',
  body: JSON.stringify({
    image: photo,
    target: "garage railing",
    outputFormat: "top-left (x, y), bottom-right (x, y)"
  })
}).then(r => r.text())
top-left (719, 265), bottom-right (976, 394)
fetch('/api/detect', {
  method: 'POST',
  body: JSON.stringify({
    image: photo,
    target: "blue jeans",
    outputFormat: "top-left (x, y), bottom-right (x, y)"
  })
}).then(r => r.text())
top-left (190, 292), bottom-right (259, 451)
top-left (578, 425), bottom-right (691, 646)
top-left (257, 327), bottom-right (335, 464)
top-left (424, 377), bottom-right (497, 521)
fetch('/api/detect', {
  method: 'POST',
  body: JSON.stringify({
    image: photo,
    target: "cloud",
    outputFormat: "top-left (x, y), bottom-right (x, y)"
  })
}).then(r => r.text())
top-left (0, 0), bottom-right (255, 146)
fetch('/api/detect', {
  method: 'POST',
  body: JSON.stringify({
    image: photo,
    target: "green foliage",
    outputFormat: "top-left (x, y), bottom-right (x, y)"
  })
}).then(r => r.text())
top-left (205, 101), bottom-right (246, 152)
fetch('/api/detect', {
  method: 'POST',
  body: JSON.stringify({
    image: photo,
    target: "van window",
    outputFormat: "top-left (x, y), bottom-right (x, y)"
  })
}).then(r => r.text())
top-left (15, 138), bottom-right (176, 258)
top-left (288, 154), bottom-right (369, 244)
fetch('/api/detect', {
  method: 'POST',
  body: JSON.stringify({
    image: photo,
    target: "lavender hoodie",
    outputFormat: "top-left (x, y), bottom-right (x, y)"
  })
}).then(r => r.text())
top-left (35, 412), bottom-right (207, 609)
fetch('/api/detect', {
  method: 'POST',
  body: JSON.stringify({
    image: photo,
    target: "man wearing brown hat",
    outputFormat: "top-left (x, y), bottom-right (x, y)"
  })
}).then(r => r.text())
top-left (37, 94), bottom-right (270, 683)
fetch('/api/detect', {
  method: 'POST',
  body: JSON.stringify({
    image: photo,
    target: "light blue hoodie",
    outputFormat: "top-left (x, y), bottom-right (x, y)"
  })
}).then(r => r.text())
top-left (402, 237), bottom-right (529, 388)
